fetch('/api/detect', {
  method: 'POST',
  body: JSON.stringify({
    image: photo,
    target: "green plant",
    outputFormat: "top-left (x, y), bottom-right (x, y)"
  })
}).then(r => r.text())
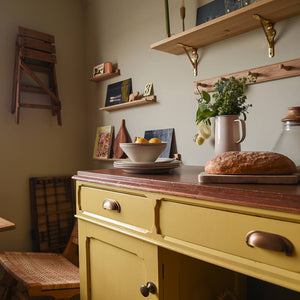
top-left (196, 75), bottom-right (256, 125)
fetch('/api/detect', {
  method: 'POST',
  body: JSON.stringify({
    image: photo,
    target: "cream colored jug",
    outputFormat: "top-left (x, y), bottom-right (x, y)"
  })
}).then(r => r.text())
top-left (214, 115), bottom-right (246, 156)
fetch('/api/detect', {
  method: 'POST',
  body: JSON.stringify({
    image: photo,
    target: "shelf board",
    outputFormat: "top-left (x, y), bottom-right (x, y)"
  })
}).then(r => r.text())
top-left (89, 69), bottom-right (120, 82)
top-left (99, 95), bottom-right (157, 111)
top-left (151, 0), bottom-right (300, 55)
top-left (194, 57), bottom-right (300, 93)
top-left (194, 58), bottom-right (300, 94)
top-left (94, 157), bottom-right (127, 161)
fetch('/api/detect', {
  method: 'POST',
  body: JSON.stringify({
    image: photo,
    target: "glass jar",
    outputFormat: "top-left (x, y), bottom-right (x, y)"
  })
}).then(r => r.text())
top-left (273, 107), bottom-right (300, 169)
top-left (225, 0), bottom-right (241, 13)
top-left (241, 0), bottom-right (260, 7)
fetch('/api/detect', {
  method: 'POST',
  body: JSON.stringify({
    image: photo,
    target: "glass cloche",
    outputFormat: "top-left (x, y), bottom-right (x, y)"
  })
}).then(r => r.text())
top-left (273, 106), bottom-right (300, 169)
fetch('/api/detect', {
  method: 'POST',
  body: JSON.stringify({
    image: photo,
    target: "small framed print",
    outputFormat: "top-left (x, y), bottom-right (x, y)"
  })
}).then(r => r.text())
top-left (143, 83), bottom-right (153, 96)
top-left (93, 126), bottom-right (114, 159)
top-left (105, 78), bottom-right (132, 107)
top-left (93, 63), bottom-right (104, 77)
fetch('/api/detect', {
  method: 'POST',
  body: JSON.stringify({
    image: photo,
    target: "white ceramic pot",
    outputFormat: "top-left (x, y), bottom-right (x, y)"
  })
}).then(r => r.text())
top-left (214, 115), bottom-right (246, 156)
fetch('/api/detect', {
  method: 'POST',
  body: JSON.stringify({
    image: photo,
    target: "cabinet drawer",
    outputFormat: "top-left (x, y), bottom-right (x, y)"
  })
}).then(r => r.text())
top-left (78, 186), bottom-right (153, 231)
top-left (159, 200), bottom-right (300, 272)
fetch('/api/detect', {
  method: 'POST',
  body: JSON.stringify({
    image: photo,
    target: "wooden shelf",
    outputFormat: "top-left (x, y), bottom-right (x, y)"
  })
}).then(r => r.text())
top-left (89, 69), bottom-right (120, 82)
top-left (151, 0), bottom-right (300, 55)
top-left (99, 95), bottom-right (157, 111)
top-left (94, 157), bottom-right (127, 161)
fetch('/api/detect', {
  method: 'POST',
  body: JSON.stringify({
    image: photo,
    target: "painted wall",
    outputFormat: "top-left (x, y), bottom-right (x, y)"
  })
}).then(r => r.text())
top-left (84, 0), bottom-right (300, 171)
top-left (0, 0), bottom-right (88, 251)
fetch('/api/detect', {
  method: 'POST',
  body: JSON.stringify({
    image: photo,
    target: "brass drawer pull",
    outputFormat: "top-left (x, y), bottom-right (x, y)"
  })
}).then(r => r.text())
top-left (246, 230), bottom-right (294, 256)
top-left (102, 199), bottom-right (121, 213)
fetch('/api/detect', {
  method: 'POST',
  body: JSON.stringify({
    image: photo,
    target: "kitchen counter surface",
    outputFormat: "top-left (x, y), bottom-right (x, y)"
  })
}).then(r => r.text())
top-left (73, 165), bottom-right (300, 215)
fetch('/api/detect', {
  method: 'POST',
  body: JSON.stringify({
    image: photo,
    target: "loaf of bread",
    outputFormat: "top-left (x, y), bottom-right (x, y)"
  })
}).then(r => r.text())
top-left (205, 151), bottom-right (297, 175)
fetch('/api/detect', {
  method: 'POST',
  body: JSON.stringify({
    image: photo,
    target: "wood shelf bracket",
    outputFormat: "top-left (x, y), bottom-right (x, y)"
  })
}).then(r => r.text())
top-left (178, 43), bottom-right (199, 77)
top-left (253, 14), bottom-right (276, 58)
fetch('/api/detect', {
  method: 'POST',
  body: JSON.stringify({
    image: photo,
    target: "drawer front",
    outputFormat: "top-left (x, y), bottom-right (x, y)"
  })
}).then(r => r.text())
top-left (159, 200), bottom-right (300, 272)
top-left (78, 185), bottom-right (153, 231)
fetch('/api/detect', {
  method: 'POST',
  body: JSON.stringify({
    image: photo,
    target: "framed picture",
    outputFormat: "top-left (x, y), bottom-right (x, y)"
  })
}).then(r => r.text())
top-left (93, 126), bottom-right (114, 159)
top-left (144, 128), bottom-right (174, 158)
top-left (105, 78), bottom-right (132, 107)
top-left (93, 63), bottom-right (104, 77)
top-left (143, 83), bottom-right (153, 96)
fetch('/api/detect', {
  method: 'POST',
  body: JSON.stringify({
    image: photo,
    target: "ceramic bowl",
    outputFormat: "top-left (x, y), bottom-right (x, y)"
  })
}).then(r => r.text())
top-left (120, 143), bottom-right (167, 162)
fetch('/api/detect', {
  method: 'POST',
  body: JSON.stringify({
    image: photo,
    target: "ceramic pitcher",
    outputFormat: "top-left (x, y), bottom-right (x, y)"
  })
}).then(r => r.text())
top-left (214, 115), bottom-right (246, 156)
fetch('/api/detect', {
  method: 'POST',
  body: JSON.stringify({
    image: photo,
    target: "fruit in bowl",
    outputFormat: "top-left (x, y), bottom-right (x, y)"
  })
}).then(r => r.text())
top-left (120, 138), bottom-right (167, 162)
top-left (135, 137), bottom-right (162, 144)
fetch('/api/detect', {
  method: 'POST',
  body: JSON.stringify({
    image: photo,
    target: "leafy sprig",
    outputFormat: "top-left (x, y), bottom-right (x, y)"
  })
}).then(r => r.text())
top-left (196, 75), bottom-right (256, 125)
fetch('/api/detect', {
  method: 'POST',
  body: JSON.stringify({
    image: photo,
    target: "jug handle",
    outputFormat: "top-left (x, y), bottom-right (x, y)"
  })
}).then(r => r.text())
top-left (235, 119), bottom-right (246, 144)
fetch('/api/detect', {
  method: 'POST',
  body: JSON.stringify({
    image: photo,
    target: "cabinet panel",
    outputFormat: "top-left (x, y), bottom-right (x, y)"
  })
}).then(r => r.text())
top-left (78, 185), bottom-right (153, 231)
top-left (78, 219), bottom-right (159, 300)
top-left (159, 200), bottom-right (300, 272)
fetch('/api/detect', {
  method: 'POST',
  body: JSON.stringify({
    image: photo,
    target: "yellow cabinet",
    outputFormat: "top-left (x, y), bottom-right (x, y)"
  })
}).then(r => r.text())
top-left (74, 169), bottom-right (300, 299)
top-left (78, 220), bottom-right (159, 300)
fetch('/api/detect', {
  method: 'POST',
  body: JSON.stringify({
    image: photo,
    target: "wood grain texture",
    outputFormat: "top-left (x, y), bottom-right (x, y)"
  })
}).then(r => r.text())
top-left (0, 217), bottom-right (16, 232)
top-left (198, 172), bottom-right (299, 184)
top-left (151, 0), bottom-right (300, 55)
top-left (73, 166), bottom-right (300, 214)
top-left (194, 57), bottom-right (300, 93)
top-left (99, 96), bottom-right (156, 111)
top-left (113, 119), bottom-right (130, 159)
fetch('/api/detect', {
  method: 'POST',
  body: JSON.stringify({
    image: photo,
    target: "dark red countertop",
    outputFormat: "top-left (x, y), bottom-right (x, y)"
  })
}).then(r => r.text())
top-left (73, 166), bottom-right (300, 215)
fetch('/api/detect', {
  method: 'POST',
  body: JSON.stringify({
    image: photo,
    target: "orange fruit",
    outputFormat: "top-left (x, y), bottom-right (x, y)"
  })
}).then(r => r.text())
top-left (149, 138), bottom-right (161, 143)
top-left (135, 137), bottom-right (149, 143)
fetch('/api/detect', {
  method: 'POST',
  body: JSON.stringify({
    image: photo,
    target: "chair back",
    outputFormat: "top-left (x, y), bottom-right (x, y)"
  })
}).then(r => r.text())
top-left (63, 220), bottom-right (79, 266)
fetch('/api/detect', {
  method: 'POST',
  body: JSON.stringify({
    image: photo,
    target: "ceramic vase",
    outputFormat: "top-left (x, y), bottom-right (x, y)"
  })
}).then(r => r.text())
top-left (214, 115), bottom-right (246, 156)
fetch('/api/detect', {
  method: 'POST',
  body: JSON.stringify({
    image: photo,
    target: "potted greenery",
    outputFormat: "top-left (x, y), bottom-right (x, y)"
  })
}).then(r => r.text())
top-left (195, 75), bottom-right (256, 155)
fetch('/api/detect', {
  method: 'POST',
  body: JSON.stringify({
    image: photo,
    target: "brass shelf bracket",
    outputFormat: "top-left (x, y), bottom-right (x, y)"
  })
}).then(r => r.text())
top-left (253, 14), bottom-right (276, 58)
top-left (178, 43), bottom-right (199, 77)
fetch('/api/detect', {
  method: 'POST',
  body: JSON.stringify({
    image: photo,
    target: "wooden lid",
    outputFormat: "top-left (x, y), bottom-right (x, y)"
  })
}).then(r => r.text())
top-left (281, 106), bottom-right (300, 122)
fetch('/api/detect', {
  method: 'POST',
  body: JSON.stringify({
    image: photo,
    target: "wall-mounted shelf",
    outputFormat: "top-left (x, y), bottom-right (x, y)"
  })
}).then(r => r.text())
top-left (99, 95), bottom-right (156, 111)
top-left (94, 157), bottom-right (126, 162)
top-left (193, 57), bottom-right (300, 93)
top-left (151, 0), bottom-right (300, 55)
top-left (89, 69), bottom-right (120, 82)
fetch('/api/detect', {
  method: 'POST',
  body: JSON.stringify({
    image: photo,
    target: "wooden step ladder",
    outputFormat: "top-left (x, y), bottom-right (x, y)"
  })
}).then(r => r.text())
top-left (11, 26), bottom-right (62, 125)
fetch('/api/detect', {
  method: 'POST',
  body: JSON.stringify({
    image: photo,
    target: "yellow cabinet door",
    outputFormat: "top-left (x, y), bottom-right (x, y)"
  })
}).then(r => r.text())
top-left (79, 219), bottom-right (159, 300)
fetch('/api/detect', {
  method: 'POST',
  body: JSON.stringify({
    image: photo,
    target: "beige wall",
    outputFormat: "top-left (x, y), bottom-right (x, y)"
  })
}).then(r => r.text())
top-left (84, 0), bottom-right (300, 171)
top-left (0, 0), bottom-right (88, 250)
top-left (1, 0), bottom-right (299, 250)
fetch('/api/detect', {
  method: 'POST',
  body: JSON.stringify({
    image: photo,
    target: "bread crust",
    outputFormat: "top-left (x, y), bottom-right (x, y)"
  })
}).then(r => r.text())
top-left (205, 151), bottom-right (297, 175)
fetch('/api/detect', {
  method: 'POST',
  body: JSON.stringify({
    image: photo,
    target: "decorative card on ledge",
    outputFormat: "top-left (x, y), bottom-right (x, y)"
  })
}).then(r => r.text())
top-left (196, 0), bottom-right (225, 25)
top-left (105, 78), bottom-right (132, 107)
top-left (144, 128), bottom-right (174, 158)
top-left (93, 125), bottom-right (114, 159)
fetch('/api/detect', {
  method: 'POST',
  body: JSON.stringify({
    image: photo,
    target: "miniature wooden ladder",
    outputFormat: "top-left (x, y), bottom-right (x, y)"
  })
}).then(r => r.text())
top-left (11, 26), bottom-right (62, 125)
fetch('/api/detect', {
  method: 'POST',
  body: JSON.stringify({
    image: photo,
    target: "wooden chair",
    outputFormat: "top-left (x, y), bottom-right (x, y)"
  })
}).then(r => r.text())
top-left (0, 221), bottom-right (79, 300)
top-left (29, 176), bottom-right (76, 254)
top-left (11, 26), bottom-right (62, 125)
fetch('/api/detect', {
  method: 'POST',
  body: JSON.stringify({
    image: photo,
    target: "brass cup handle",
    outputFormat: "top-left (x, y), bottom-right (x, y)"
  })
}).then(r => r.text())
top-left (140, 282), bottom-right (157, 297)
top-left (102, 199), bottom-right (121, 213)
top-left (246, 230), bottom-right (294, 256)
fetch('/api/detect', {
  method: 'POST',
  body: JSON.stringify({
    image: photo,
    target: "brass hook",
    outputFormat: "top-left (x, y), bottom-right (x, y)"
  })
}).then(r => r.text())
top-left (178, 43), bottom-right (199, 77)
top-left (253, 14), bottom-right (276, 58)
